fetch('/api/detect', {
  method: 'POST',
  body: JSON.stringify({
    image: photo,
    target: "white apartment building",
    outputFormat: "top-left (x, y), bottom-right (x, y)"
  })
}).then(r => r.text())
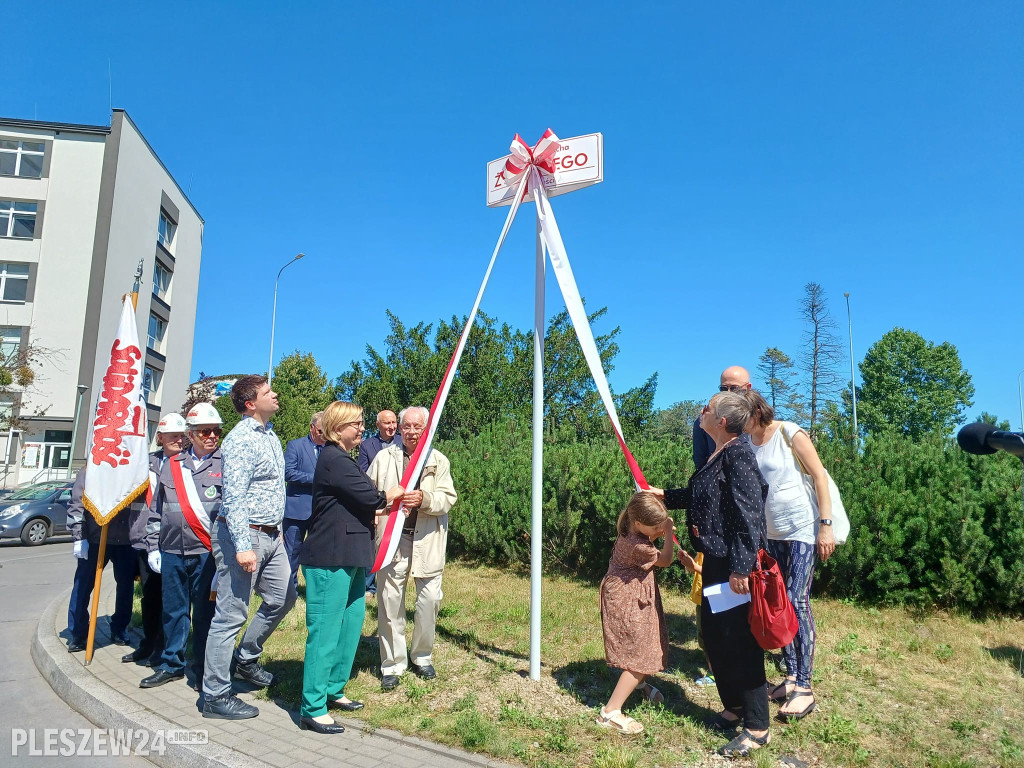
top-left (0, 110), bottom-right (203, 487)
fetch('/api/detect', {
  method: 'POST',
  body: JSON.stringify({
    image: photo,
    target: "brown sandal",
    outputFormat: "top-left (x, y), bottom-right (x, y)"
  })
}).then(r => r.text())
top-left (596, 708), bottom-right (644, 735)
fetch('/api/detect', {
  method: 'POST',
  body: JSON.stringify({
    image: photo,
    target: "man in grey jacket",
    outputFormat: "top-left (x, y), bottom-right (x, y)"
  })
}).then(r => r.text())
top-left (122, 413), bottom-right (185, 665)
top-left (201, 375), bottom-right (296, 720)
top-left (140, 403), bottom-right (224, 690)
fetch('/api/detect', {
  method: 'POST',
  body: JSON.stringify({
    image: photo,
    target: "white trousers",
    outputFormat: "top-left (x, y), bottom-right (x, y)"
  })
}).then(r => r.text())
top-left (376, 532), bottom-right (443, 676)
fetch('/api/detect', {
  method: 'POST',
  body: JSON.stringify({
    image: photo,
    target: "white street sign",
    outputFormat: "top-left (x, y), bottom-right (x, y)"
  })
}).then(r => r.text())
top-left (486, 132), bottom-right (603, 207)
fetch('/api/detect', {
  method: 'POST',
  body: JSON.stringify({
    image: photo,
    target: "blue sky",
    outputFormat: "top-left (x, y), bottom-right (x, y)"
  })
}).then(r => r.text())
top-left (9, 2), bottom-right (1024, 428)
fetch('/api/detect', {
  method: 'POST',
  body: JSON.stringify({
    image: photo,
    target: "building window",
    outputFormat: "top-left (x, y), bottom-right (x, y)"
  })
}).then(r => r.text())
top-left (147, 314), bottom-right (166, 352)
top-left (0, 263), bottom-right (29, 303)
top-left (153, 262), bottom-right (171, 300)
top-left (0, 201), bottom-right (37, 238)
top-left (157, 210), bottom-right (176, 249)
top-left (0, 328), bottom-right (20, 361)
top-left (0, 140), bottom-right (44, 179)
top-left (143, 366), bottom-right (162, 400)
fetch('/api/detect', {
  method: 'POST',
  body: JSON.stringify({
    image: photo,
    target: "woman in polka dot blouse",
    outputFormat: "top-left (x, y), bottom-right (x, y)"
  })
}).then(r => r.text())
top-left (647, 391), bottom-right (770, 758)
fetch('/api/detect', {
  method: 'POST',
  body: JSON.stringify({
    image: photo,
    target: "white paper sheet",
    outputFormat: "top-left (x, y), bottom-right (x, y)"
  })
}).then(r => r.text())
top-left (703, 581), bottom-right (752, 614)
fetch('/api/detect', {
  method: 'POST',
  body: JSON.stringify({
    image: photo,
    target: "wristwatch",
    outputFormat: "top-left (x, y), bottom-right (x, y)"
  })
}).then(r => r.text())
top-left (819, 519), bottom-right (832, 526)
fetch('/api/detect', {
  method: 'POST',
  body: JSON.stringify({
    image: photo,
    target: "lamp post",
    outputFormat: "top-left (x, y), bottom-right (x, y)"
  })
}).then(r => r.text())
top-left (70, 384), bottom-right (89, 470)
top-left (1017, 368), bottom-right (1024, 433)
top-left (268, 253), bottom-right (304, 385)
top-left (844, 292), bottom-right (858, 448)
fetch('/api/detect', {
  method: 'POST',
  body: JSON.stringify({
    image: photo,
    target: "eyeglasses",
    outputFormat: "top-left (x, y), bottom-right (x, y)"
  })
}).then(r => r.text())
top-left (346, 421), bottom-right (365, 430)
top-left (719, 384), bottom-right (745, 392)
top-left (194, 428), bottom-right (222, 437)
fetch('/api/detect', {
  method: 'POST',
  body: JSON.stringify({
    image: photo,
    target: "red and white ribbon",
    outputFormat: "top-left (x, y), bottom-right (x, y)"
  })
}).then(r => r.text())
top-left (502, 129), bottom-right (560, 189)
top-left (370, 157), bottom-right (534, 574)
top-left (527, 165), bottom-right (649, 492)
top-left (169, 457), bottom-right (212, 551)
top-left (373, 130), bottom-right (666, 572)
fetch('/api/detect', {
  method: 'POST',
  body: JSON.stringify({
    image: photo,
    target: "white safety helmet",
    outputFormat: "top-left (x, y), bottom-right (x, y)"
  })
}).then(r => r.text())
top-left (186, 402), bottom-right (223, 427)
top-left (157, 413), bottom-right (187, 433)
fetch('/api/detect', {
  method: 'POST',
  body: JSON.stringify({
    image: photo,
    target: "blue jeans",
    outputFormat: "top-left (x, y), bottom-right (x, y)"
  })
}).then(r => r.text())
top-left (766, 539), bottom-right (817, 688)
top-left (282, 517), bottom-right (308, 594)
top-left (67, 543), bottom-right (137, 643)
top-left (157, 551), bottom-right (216, 676)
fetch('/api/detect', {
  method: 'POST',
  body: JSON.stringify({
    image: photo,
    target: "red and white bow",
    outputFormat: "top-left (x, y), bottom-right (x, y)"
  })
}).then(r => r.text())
top-left (502, 129), bottom-right (560, 187)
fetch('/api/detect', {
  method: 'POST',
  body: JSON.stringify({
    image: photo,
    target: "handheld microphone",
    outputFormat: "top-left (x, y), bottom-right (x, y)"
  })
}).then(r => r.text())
top-left (957, 423), bottom-right (1024, 458)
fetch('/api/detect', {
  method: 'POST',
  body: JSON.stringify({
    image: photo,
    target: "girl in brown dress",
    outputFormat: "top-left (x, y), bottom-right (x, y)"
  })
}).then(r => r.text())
top-left (596, 492), bottom-right (675, 735)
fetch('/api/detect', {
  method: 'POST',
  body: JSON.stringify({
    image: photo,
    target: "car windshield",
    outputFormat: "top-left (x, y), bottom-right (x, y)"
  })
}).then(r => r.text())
top-left (7, 484), bottom-right (63, 500)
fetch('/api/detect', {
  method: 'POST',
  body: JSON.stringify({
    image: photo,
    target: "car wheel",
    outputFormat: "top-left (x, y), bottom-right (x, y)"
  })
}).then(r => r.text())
top-left (20, 518), bottom-right (50, 546)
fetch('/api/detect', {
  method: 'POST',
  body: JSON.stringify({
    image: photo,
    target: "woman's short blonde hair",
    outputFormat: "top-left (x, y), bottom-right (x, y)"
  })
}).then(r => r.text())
top-left (320, 401), bottom-right (363, 444)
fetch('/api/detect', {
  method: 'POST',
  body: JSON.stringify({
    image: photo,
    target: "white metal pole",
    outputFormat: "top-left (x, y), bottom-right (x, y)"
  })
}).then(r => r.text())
top-left (529, 208), bottom-right (545, 681)
top-left (845, 292), bottom-right (858, 447)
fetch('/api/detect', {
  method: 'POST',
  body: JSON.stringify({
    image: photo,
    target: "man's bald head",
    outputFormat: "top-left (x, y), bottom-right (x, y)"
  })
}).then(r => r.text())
top-left (719, 366), bottom-right (752, 392)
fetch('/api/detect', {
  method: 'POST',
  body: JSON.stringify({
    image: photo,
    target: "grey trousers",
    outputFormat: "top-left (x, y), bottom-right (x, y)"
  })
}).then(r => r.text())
top-left (202, 520), bottom-right (297, 699)
top-left (376, 532), bottom-right (443, 676)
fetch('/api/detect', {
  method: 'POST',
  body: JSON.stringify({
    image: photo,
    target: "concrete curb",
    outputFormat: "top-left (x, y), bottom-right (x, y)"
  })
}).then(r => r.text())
top-left (32, 586), bottom-right (508, 768)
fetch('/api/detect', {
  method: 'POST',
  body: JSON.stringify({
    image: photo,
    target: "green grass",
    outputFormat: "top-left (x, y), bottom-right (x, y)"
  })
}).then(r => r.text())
top-left (233, 562), bottom-right (1024, 767)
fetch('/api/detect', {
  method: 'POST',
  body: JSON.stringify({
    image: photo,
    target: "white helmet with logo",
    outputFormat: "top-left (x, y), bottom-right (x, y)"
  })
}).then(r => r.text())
top-left (157, 413), bottom-right (187, 433)
top-left (186, 402), bottom-right (223, 427)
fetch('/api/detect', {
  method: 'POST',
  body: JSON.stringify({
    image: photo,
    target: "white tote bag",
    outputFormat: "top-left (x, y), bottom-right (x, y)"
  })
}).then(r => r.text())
top-left (780, 425), bottom-right (850, 545)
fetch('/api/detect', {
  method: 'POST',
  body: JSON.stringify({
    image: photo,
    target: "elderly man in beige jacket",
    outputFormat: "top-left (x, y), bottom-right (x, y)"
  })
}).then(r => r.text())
top-left (366, 406), bottom-right (458, 691)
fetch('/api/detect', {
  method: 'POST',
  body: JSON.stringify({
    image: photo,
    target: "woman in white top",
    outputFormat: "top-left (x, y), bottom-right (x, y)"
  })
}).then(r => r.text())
top-left (745, 390), bottom-right (835, 722)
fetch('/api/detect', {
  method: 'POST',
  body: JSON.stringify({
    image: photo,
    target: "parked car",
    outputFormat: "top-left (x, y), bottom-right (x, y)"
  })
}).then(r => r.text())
top-left (0, 481), bottom-right (75, 546)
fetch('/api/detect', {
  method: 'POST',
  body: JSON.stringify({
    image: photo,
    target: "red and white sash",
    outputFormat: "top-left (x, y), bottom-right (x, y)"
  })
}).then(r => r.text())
top-left (145, 470), bottom-right (157, 507)
top-left (169, 458), bottom-right (212, 551)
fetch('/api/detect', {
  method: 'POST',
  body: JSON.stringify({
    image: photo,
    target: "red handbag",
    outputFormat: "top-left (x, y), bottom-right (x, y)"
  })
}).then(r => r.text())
top-left (748, 549), bottom-right (798, 650)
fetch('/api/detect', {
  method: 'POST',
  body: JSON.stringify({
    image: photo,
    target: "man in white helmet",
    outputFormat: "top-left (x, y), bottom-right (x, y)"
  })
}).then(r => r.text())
top-left (119, 412), bottom-right (186, 664)
top-left (140, 403), bottom-right (224, 689)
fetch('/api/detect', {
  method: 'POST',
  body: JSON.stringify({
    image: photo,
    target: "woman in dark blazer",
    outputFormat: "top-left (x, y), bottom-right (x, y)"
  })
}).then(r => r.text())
top-left (647, 391), bottom-right (771, 758)
top-left (297, 401), bottom-right (404, 734)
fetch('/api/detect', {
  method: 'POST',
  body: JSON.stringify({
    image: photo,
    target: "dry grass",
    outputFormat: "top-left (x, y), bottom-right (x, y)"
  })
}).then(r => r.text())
top-left (244, 563), bottom-right (1024, 767)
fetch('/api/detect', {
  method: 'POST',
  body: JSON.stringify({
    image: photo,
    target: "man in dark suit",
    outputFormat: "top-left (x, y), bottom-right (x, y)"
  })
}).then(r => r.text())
top-left (356, 410), bottom-right (401, 597)
top-left (282, 411), bottom-right (325, 593)
top-left (692, 366), bottom-right (751, 471)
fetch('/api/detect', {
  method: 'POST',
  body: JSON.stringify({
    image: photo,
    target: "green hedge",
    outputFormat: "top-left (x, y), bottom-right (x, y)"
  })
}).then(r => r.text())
top-left (439, 419), bottom-right (1024, 613)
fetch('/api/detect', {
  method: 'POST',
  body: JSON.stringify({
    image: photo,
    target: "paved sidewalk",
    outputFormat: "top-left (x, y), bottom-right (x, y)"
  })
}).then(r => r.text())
top-left (32, 579), bottom-right (515, 768)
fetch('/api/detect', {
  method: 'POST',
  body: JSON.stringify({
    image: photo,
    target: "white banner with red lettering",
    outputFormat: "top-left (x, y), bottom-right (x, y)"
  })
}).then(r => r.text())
top-left (83, 296), bottom-right (150, 526)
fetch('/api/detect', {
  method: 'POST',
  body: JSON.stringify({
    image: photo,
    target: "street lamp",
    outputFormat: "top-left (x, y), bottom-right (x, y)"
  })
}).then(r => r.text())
top-left (1017, 368), bottom-right (1024, 433)
top-left (70, 384), bottom-right (89, 470)
top-left (844, 292), bottom-right (858, 447)
top-left (268, 253), bottom-right (304, 385)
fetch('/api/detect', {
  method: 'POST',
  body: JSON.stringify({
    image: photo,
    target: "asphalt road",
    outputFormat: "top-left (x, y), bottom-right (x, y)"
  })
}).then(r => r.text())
top-left (0, 536), bottom-right (151, 766)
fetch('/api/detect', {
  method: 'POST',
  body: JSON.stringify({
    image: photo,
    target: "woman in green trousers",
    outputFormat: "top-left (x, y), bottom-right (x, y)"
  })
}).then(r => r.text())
top-left (297, 401), bottom-right (405, 734)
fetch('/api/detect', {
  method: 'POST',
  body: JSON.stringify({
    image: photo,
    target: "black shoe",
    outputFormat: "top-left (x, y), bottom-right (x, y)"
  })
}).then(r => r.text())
top-left (202, 694), bottom-right (259, 720)
top-left (121, 648), bottom-right (154, 664)
top-left (411, 663), bottom-right (436, 680)
top-left (233, 659), bottom-right (274, 688)
top-left (381, 675), bottom-right (400, 691)
top-left (328, 698), bottom-right (364, 711)
top-left (110, 631), bottom-right (130, 646)
top-left (67, 640), bottom-right (85, 653)
top-left (299, 716), bottom-right (345, 734)
top-left (140, 669), bottom-right (184, 689)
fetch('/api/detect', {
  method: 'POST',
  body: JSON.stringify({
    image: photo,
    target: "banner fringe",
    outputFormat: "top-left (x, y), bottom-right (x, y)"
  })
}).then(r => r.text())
top-left (83, 478), bottom-right (148, 527)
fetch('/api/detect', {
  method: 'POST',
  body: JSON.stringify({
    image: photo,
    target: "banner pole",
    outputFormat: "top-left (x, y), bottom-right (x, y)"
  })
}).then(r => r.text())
top-left (530, 199), bottom-right (545, 681)
top-left (84, 523), bottom-right (107, 665)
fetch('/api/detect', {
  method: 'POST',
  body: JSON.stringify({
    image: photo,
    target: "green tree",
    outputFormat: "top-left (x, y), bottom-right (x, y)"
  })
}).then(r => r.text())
top-left (650, 400), bottom-right (703, 441)
top-left (977, 412), bottom-right (1011, 431)
top-left (271, 352), bottom-right (334, 446)
top-left (857, 328), bottom-right (974, 439)
top-left (336, 306), bottom-right (656, 442)
top-left (757, 347), bottom-right (807, 423)
top-left (214, 394), bottom-right (241, 436)
top-left (800, 283), bottom-right (843, 436)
